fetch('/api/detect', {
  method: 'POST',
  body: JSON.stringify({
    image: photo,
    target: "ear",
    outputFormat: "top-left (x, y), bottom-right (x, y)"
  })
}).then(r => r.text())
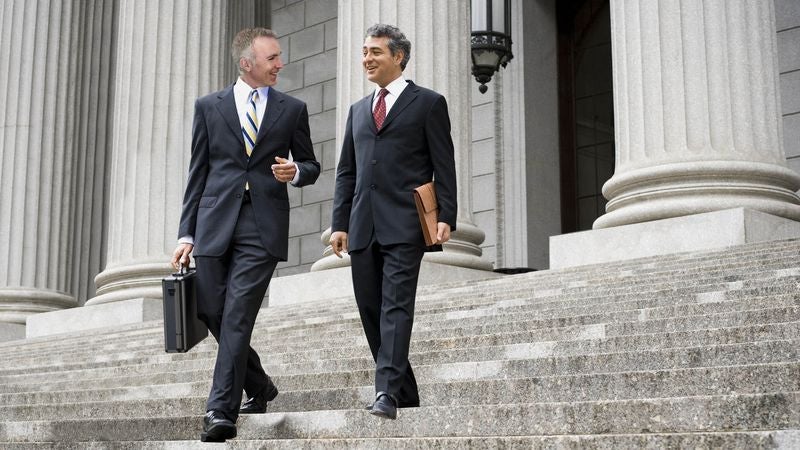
top-left (393, 51), bottom-right (404, 67)
top-left (239, 57), bottom-right (250, 72)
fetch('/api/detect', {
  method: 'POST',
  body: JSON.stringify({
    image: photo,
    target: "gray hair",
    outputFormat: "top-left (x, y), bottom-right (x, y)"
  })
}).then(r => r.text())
top-left (365, 24), bottom-right (411, 70)
top-left (232, 28), bottom-right (278, 74)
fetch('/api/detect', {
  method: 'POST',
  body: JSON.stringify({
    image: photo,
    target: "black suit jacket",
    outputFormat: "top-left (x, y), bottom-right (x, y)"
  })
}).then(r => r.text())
top-left (179, 84), bottom-right (320, 260)
top-left (332, 80), bottom-right (457, 251)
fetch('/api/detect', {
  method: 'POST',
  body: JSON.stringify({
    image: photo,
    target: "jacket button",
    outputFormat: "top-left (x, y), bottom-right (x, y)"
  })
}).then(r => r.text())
top-left (370, 184), bottom-right (376, 190)
top-left (236, 193), bottom-right (242, 198)
top-left (371, 160), bottom-right (377, 165)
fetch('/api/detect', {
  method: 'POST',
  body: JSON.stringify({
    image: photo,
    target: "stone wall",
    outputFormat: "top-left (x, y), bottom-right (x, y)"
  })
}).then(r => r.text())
top-left (271, 0), bottom-right (338, 276)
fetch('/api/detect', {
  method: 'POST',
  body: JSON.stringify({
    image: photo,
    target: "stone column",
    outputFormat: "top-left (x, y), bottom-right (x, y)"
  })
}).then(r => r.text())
top-left (0, 0), bottom-right (97, 338)
top-left (88, 0), bottom-right (260, 305)
top-left (312, 0), bottom-right (492, 272)
top-left (595, 0), bottom-right (800, 229)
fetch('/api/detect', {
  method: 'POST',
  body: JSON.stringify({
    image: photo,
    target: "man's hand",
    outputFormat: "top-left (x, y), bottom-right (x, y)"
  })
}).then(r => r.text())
top-left (436, 222), bottom-right (451, 245)
top-left (271, 156), bottom-right (297, 183)
top-left (330, 231), bottom-right (348, 258)
top-left (171, 243), bottom-right (194, 270)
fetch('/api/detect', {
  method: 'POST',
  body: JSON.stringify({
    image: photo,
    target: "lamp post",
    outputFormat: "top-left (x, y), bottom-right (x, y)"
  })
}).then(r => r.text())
top-left (471, 0), bottom-right (514, 93)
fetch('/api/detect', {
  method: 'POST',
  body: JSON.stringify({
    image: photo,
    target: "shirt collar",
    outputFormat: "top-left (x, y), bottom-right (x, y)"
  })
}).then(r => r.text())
top-left (235, 77), bottom-right (270, 100)
top-left (376, 75), bottom-right (407, 99)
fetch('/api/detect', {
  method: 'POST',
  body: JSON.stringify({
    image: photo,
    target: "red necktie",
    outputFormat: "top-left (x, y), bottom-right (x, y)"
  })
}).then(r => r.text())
top-left (373, 88), bottom-right (389, 130)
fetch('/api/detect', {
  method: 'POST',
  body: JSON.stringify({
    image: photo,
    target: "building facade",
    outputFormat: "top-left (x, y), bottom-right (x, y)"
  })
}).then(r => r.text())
top-left (1, 0), bottom-right (799, 340)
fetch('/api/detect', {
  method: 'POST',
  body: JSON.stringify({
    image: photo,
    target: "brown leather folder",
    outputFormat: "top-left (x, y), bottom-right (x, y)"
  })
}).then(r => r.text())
top-left (413, 182), bottom-right (438, 246)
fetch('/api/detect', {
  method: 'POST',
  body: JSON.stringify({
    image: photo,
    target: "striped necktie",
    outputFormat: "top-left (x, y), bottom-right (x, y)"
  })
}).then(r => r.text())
top-left (242, 89), bottom-right (259, 190)
top-left (243, 89), bottom-right (259, 157)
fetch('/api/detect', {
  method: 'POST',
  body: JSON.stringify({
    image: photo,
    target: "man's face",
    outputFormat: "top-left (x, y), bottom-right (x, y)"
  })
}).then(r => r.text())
top-left (362, 36), bottom-right (403, 87)
top-left (242, 36), bottom-right (283, 87)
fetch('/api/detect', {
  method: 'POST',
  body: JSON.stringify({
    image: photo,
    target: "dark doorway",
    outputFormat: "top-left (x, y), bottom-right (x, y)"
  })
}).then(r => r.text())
top-left (557, 0), bottom-right (615, 232)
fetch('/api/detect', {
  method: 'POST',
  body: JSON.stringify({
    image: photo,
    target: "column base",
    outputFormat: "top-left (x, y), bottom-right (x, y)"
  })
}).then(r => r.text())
top-left (0, 287), bottom-right (77, 339)
top-left (551, 207), bottom-right (800, 269)
top-left (596, 161), bottom-right (800, 229)
top-left (88, 260), bottom-right (172, 306)
top-left (26, 297), bottom-right (163, 338)
top-left (311, 222), bottom-right (494, 272)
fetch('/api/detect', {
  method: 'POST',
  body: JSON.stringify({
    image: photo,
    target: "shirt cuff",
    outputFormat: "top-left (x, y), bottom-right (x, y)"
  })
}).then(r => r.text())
top-left (178, 236), bottom-right (194, 245)
top-left (290, 163), bottom-right (301, 186)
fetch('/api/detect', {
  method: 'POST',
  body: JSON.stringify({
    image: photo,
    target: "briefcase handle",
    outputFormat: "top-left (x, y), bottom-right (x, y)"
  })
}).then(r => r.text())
top-left (177, 263), bottom-right (194, 276)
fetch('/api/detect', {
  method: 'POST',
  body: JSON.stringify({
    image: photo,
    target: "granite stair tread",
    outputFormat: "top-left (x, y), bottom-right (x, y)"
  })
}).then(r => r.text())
top-left (1, 238), bottom-right (799, 447)
top-left (0, 392), bottom-right (797, 443)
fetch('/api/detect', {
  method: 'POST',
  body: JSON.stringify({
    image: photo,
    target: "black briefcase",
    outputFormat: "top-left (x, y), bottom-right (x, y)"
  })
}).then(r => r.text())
top-left (162, 265), bottom-right (208, 353)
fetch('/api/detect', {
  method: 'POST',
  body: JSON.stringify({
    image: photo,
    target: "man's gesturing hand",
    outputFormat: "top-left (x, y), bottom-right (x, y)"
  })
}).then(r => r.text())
top-left (271, 156), bottom-right (297, 183)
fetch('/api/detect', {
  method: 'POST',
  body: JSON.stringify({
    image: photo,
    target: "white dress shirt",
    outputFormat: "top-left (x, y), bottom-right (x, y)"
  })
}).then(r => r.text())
top-left (371, 75), bottom-right (408, 116)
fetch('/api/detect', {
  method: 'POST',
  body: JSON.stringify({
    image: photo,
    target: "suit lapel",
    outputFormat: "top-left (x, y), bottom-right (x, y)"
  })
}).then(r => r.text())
top-left (256, 88), bottom-right (286, 145)
top-left (215, 85), bottom-right (243, 146)
top-left (379, 81), bottom-right (419, 132)
top-left (360, 95), bottom-right (378, 135)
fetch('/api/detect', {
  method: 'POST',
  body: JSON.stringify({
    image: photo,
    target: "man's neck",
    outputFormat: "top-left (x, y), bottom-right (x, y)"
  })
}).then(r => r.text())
top-left (378, 73), bottom-right (404, 89)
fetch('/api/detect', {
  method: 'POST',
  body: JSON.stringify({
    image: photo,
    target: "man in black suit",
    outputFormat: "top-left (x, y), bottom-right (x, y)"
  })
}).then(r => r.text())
top-left (330, 23), bottom-right (457, 420)
top-left (171, 28), bottom-right (319, 442)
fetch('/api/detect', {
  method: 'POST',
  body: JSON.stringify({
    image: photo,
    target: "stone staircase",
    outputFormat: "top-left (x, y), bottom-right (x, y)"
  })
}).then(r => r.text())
top-left (0, 239), bottom-right (799, 449)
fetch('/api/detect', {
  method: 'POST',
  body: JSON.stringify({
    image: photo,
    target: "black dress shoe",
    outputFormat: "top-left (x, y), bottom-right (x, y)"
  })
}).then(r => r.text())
top-left (368, 392), bottom-right (397, 420)
top-left (200, 410), bottom-right (236, 442)
top-left (240, 381), bottom-right (279, 414)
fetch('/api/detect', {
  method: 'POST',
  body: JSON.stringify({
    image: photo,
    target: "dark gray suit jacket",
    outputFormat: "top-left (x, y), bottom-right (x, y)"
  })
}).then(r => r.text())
top-left (332, 80), bottom-right (457, 251)
top-left (179, 84), bottom-right (320, 260)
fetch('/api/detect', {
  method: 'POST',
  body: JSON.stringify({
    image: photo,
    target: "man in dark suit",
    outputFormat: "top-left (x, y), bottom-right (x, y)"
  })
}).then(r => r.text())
top-left (330, 23), bottom-right (457, 420)
top-left (171, 28), bottom-right (319, 442)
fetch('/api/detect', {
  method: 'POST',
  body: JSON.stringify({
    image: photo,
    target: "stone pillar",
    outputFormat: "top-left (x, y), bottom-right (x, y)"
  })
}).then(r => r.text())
top-left (312, 0), bottom-right (492, 272)
top-left (595, 0), bottom-right (800, 229)
top-left (88, 0), bottom-right (259, 305)
top-left (0, 0), bottom-right (99, 338)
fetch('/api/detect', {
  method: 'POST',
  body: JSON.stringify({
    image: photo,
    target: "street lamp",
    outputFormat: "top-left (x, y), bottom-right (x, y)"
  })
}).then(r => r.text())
top-left (471, 0), bottom-right (514, 94)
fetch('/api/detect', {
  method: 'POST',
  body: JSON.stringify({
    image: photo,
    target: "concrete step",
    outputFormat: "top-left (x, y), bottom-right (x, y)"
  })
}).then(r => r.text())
top-left (0, 392), bottom-right (796, 442)
top-left (1, 253), bottom-right (798, 362)
top-left (5, 431), bottom-right (800, 449)
top-left (0, 322), bottom-right (800, 404)
top-left (3, 245), bottom-right (798, 359)
top-left (4, 292), bottom-right (796, 375)
top-left (1, 300), bottom-right (796, 389)
top-left (2, 334), bottom-right (795, 398)
top-left (2, 238), bottom-right (799, 448)
top-left (1, 360), bottom-right (796, 417)
top-left (266, 321), bottom-right (800, 376)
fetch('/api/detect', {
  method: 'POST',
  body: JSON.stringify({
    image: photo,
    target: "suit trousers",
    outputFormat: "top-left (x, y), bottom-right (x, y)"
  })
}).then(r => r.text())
top-left (195, 201), bottom-right (277, 422)
top-left (349, 236), bottom-right (424, 406)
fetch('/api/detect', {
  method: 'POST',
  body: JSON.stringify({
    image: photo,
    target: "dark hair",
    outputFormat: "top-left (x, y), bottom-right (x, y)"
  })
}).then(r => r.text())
top-left (232, 28), bottom-right (278, 74)
top-left (365, 24), bottom-right (411, 70)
